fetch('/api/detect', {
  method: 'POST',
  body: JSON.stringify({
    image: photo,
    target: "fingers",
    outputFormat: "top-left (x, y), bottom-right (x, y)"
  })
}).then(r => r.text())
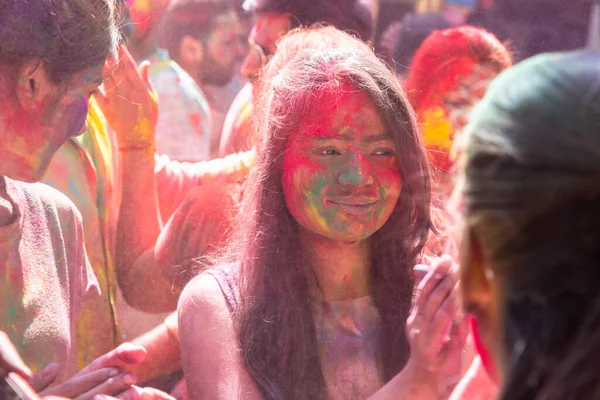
top-left (139, 387), bottom-right (178, 400)
top-left (100, 386), bottom-right (177, 400)
top-left (80, 344), bottom-right (146, 375)
top-left (101, 45), bottom-right (138, 96)
top-left (412, 264), bottom-right (429, 285)
top-left (0, 331), bottom-right (31, 379)
top-left (100, 72), bottom-right (119, 100)
top-left (414, 255), bottom-right (453, 308)
top-left (114, 386), bottom-right (143, 400)
top-left (428, 282), bottom-right (459, 345)
top-left (4, 372), bottom-right (41, 400)
top-left (137, 61), bottom-right (157, 103)
top-left (109, 45), bottom-right (140, 86)
top-left (413, 271), bottom-right (454, 327)
top-left (40, 368), bottom-right (124, 398)
top-left (74, 372), bottom-right (137, 400)
top-left (441, 309), bottom-right (469, 357)
top-left (29, 363), bottom-right (59, 392)
top-left (408, 256), bottom-right (460, 354)
top-left (138, 61), bottom-right (150, 85)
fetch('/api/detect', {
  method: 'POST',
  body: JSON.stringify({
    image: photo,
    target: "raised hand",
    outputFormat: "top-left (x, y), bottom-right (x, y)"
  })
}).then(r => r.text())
top-left (94, 44), bottom-right (158, 150)
top-left (406, 254), bottom-right (469, 398)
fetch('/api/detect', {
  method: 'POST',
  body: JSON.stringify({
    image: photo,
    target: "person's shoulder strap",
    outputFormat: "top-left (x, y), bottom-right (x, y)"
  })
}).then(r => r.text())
top-left (205, 263), bottom-right (240, 313)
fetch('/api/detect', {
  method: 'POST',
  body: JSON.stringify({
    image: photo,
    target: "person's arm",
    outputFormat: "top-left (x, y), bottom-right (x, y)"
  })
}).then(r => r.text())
top-left (154, 151), bottom-right (253, 223)
top-left (178, 275), bottom-right (262, 400)
top-left (94, 44), bottom-right (162, 309)
top-left (155, 182), bottom-right (242, 286)
top-left (129, 313), bottom-right (181, 384)
top-left (95, 45), bottom-right (254, 312)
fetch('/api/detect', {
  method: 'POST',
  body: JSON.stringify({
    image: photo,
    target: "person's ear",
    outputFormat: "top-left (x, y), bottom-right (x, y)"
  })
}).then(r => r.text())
top-left (460, 226), bottom-right (501, 383)
top-left (15, 60), bottom-right (55, 112)
top-left (460, 226), bottom-right (494, 315)
top-left (179, 35), bottom-right (204, 67)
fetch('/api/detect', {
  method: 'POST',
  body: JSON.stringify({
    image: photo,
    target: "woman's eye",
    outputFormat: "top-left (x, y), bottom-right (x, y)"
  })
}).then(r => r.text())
top-left (372, 148), bottom-right (395, 156)
top-left (316, 148), bottom-right (341, 156)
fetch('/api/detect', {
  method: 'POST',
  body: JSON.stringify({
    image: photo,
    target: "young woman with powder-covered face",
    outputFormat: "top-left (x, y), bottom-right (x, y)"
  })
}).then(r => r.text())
top-left (179, 28), bottom-right (465, 400)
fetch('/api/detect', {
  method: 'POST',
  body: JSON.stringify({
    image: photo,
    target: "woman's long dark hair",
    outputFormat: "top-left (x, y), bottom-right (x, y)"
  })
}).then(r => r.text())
top-left (213, 30), bottom-right (432, 399)
top-left (459, 50), bottom-right (600, 400)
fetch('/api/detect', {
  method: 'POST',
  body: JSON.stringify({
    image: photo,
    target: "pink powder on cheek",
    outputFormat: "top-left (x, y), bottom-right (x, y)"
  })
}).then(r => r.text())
top-left (282, 154), bottom-right (325, 212)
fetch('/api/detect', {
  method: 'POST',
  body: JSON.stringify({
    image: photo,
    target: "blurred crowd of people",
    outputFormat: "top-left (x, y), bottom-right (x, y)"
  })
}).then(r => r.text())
top-left (0, 0), bottom-right (599, 399)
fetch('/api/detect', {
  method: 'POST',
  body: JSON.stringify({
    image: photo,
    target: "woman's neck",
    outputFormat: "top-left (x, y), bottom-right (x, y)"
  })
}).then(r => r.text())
top-left (300, 230), bottom-right (372, 302)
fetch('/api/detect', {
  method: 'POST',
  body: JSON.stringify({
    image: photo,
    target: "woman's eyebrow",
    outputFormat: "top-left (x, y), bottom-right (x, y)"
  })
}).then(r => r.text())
top-left (308, 133), bottom-right (392, 143)
top-left (363, 133), bottom-right (394, 143)
top-left (310, 133), bottom-right (352, 142)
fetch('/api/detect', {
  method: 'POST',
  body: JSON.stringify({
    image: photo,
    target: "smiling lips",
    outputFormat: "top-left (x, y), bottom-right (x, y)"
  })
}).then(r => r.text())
top-left (328, 198), bottom-right (378, 217)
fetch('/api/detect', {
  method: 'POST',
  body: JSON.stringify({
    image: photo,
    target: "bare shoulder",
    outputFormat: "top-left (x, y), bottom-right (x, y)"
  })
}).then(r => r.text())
top-left (178, 273), bottom-right (262, 400)
top-left (178, 273), bottom-right (229, 323)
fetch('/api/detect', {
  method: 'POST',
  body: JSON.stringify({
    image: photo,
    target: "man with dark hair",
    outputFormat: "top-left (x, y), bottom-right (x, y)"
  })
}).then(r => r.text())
top-left (161, 0), bottom-right (244, 89)
top-left (218, 0), bottom-right (379, 156)
top-left (149, 0), bottom-right (245, 161)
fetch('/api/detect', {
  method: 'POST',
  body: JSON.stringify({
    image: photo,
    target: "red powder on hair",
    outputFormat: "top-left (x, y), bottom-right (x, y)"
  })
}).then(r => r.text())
top-left (405, 26), bottom-right (512, 113)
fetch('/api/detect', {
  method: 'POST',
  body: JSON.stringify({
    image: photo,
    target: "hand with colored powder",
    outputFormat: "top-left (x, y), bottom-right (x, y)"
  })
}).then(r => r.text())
top-left (404, 255), bottom-right (469, 398)
top-left (95, 44), bottom-right (158, 151)
top-left (30, 343), bottom-right (146, 400)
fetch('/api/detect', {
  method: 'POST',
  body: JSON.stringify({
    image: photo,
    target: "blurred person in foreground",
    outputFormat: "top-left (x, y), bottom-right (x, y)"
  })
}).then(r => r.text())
top-left (453, 50), bottom-right (600, 399)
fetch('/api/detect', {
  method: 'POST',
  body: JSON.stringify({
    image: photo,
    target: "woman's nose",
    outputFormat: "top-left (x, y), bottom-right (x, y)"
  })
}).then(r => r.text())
top-left (337, 153), bottom-right (374, 187)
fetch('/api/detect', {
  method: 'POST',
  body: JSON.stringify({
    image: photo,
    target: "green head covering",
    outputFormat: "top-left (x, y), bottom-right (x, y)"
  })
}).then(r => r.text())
top-left (465, 50), bottom-right (600, 170)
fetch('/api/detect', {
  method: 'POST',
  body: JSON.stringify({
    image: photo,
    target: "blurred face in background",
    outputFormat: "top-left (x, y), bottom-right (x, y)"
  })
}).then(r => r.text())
top-left (201, 10), bottom-right (246, 86)
top-left (442, 63), bottom-right (497, 133)
top-left (129, 0), bottom-right (170, 40)
top-left (421, 62), bottom-right (498, 173)
top-left (240, 12), bottom-right (291, 82)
